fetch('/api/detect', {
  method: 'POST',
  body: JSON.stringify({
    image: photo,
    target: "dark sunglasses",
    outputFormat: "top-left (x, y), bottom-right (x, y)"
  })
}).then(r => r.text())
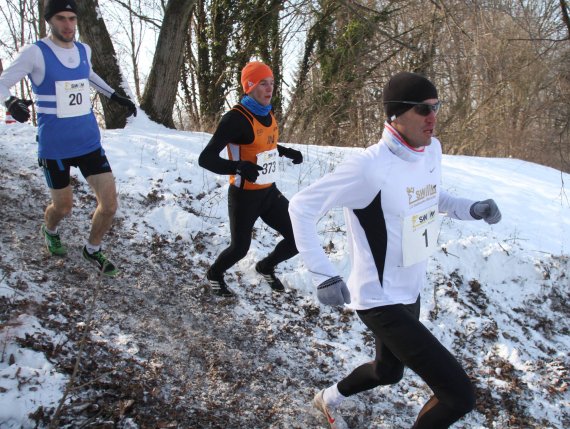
top-left (386, 101), bottom-right (442, 116)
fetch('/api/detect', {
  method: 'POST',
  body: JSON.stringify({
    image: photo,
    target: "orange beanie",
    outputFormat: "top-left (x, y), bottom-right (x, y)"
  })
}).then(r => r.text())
top-left (241, 61), bottom-right (273, 94)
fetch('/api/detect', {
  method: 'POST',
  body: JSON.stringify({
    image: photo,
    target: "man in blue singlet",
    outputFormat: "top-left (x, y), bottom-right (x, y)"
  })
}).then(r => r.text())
top-left (0, 0), bottom-right (136, 276)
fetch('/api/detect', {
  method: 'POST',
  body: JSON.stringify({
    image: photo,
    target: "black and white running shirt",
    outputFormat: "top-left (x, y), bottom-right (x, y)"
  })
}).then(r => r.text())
top-left (289, 125), bottom-right (478, 310)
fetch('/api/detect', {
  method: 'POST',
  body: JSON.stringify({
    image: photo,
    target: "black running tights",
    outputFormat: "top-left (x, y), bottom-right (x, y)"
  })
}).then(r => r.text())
top-left (337, 297), bottom-right (475, 429)
top-left (210, 184), bottom-right (298, 276)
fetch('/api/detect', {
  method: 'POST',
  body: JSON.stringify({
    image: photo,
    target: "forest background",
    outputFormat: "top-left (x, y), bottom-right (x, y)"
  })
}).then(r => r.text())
top-left (0, 0), bottom-right (569, 173)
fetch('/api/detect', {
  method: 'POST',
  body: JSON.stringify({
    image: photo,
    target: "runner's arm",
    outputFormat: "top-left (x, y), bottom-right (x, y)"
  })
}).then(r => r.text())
top-left (0, 45), bottom-right (42, 100)
top-left (289, 156), bottom-right (375, 285)
top-left (89, 71), bottom-right (115, 98)
top-left (198, 111), bottom-right (254, 175)
top-left (439, 190), bottom-right (478, 220)
top-left (83, 44), bottom-right (119, 97)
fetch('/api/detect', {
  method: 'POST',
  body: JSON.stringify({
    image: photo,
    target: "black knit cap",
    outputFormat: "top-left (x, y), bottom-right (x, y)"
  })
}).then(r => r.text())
top-left (382, 72), bottom-right (438, 120)
top-left (44, 0), bottom-right (78, 22)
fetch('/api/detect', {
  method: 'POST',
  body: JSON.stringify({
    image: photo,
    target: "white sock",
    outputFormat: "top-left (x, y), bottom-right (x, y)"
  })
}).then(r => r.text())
top-left (44, 226), bottom-right (58, 235)
top-left (85, 242), bottom-right (101, 254)
top-left (323, 383), bottom-right (346, 408)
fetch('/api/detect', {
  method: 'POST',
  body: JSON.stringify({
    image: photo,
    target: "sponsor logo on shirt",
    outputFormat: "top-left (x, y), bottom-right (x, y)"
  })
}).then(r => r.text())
top-left (64, 81), bottom-right (87, 91)
top-left (407, 184), bottom-right (437, 207)
top-left (412, 208), bottom-right (437, 228)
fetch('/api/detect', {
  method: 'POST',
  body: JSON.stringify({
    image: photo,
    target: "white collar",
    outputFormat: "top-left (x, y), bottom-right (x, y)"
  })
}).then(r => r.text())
top-left (381, 122), bottom-right (426, 163)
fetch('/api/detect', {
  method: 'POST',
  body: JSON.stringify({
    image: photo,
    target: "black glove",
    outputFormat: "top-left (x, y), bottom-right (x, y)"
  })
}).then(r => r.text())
top-left (4, 96), bottom-right (33, 123)
top-left (111, 92), bottom-right (137, 117)
top-left (470, 199), bottom-right (502, 224)
top-left (278, 145), bottom-right (303, 164)
top-left (235, 161), bottom-right (263, 182)
top-left (316, 276), bottom-right (351, 306)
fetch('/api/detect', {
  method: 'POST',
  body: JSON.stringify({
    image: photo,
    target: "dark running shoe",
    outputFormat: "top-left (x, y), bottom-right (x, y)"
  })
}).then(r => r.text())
top-left (82, 246), bottom-right (119, 277)
top-left (206, 269), bottom-right (234, 297)
top-left (255, 262), bottom-right (285, 292)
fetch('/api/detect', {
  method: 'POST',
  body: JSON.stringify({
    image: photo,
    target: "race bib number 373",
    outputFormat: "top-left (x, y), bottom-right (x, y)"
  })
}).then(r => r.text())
top-left (55, 79), bottom-right (91, 118)
top-left (256, 149), bottom-right (279, 185)
top-left (402, 204), bottom-right (440, 267)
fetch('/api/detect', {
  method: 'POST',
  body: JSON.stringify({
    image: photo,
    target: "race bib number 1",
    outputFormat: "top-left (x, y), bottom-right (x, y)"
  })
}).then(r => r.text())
top-left (402, 204), bottom-right (440, 267)
top-left (55, 79), bottom-right (91, 118)
top-left (256, 149), bottom-right (279, 184)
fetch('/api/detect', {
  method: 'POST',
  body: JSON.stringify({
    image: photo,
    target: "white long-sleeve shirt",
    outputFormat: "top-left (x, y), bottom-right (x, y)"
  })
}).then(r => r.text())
top-left (289, 125), bottom-right (478, 310)
top-left (0, 37), bottom-right (114, 101)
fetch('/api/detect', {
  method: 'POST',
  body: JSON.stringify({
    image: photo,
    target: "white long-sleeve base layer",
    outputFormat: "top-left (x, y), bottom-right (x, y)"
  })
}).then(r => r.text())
top-left (289, 136), bottom-right (478, 310)
top-left (0, 37), bottom-right (115, 101)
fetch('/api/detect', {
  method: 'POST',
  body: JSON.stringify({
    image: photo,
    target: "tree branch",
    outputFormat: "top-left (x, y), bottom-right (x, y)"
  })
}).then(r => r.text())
top-left (110, 0), bottom-right (162, 29)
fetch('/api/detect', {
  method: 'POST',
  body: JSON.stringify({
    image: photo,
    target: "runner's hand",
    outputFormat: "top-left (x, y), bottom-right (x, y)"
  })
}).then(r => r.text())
top-left (235, 161), bottom-right (263, 182)
top-left (278, 146), bottom-right (303, 164)
top-left (470, 199), bottom-right (502, 224)
top-left (111, 92), bottom-right (137, 117)
top-left (4, 96), bottom-right (33, 123)
top-left (316, 276), bottom-right (351, 306)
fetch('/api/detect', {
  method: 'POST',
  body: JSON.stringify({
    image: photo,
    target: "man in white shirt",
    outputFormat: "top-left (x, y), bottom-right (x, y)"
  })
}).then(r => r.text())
top-left (289, 72), bottom-right (501, 428)
top-left (0, 0), bottom-right (136, 276)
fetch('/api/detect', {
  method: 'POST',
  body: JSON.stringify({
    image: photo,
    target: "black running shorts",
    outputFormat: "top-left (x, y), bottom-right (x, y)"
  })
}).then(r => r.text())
top-left (38, 148), bottom-right (112, 189)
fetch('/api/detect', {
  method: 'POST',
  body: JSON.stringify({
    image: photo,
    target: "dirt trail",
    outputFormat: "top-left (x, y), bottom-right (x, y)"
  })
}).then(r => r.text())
top-left (2, 141), bottom-right (568, 429)
top-left (0, 149), bottom-right (365, 428)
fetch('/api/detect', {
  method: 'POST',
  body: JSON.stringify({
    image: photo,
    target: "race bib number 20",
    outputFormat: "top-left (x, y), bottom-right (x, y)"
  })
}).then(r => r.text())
top-left (402, 204), bottom-right (441, 267)
top-left (55, 79), bottom-right (91, 118)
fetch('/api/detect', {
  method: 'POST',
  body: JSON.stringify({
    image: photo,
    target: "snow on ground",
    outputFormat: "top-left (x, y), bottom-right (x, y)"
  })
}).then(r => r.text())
top-left (0, 112), bottom-right (569, 428)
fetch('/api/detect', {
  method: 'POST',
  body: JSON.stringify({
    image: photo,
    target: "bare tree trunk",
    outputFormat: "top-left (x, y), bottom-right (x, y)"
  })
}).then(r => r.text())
top-left (561, 0), bottom-right (570, 39)
top-left (76, 0), bottom-right (131, 129)
top-left (140, 0), bottom-right (195, 128)
top-left (126, 0), bottom-right (142, 101)
top-left (266, 0), bottom-right (283, 119)
top-left (38, 0), bottom-right (45, 38)
top-left (18, 0), bottom-right (26, 99)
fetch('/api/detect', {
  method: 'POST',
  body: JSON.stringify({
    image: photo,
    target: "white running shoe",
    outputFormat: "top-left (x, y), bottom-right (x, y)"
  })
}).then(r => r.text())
top-left (312, 389), bottom-right (349, 429)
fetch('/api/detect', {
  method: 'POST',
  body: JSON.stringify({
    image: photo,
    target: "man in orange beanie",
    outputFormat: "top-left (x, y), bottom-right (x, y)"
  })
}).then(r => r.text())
top-left (240, 61), bottom-right (273, 94)
top-left (198, 61), bottom-right (303, 297)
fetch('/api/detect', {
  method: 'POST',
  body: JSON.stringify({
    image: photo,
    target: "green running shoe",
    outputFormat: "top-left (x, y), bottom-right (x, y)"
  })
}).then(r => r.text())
top-left (82, 246), bottom-right (119, 277)
top-left (41, 225), bottom-right (68, 256)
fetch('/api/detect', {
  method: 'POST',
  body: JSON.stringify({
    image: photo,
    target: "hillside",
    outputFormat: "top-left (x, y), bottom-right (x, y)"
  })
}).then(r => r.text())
top-left (0, 115), bottom-right (569, 429)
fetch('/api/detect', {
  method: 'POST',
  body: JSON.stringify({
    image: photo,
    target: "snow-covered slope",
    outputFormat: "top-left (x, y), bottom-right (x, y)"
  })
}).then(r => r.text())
top-left (0, 114), bottom-right (568, 428)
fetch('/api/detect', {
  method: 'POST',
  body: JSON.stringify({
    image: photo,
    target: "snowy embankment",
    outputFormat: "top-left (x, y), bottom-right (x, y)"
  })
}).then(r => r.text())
top-left (0, 114), bottom-right (568, 428)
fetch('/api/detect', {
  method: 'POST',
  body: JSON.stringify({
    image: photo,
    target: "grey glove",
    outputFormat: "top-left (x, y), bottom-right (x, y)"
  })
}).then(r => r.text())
top-left (316, 276), bottom-right (351, 306)
top-left (470, 199), bottom-right (502, 224)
